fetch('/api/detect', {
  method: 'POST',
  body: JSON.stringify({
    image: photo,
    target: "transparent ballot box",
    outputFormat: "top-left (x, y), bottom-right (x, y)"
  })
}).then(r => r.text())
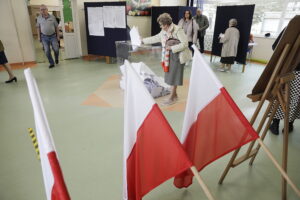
top-left (115, 41), bottom-right (171, 98)
top-left (115, 41), bottom-right (162, 67)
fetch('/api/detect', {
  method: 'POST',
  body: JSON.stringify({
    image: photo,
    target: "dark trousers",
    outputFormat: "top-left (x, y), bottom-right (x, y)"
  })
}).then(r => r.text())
top-left (198, 32), bottom-right (205, 53)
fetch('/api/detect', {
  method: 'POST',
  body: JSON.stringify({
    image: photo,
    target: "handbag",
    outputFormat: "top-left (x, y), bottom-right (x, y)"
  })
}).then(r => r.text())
top-left (166, 38), bottom-right (180, 47)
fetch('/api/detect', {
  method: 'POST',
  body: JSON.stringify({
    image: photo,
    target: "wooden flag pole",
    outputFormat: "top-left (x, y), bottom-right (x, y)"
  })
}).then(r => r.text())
top-left (282, 79), bottom-right (291, 199)
top-left (218, 43), bottom-right (291, 185)
top-left (190, 166), bottom-right (215, 200)
top-left (257, 138), bottom-right (300, 197)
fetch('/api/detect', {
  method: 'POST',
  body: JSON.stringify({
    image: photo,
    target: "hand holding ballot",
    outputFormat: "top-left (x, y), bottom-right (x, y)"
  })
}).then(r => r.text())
top-left (130, 26), bottom-right (142, 48)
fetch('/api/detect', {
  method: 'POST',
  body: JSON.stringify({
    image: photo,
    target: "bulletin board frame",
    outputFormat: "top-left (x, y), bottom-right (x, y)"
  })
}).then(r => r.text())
top-left (84, 1), bottom-right (127, 57)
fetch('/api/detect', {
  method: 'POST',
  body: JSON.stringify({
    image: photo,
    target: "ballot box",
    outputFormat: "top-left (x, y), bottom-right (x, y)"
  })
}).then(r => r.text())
top-left (115, 41), bottom-right (171, 98)
top-left (115, 41), bottom-right (162, 67)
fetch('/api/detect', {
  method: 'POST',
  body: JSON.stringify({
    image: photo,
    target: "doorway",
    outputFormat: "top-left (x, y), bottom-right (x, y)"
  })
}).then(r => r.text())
top-left (27, 5), bottom-right (65, 63)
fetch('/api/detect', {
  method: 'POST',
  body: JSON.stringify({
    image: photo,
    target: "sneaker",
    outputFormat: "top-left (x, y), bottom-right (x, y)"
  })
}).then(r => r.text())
top-left (55, 60), bottom-right (59, 64)
top-left (162, 98), bottom-right (177, 106)
top-left (49, 64), bottom-right (55, 68)
top-left (218, 68), bottom-right (226, 72)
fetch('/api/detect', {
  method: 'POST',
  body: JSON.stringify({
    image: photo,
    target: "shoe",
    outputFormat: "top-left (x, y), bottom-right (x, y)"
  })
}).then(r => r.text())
top-left (49, 64), bottom-right (55, 68)
top-left (55, 60), bottom-right (59, 64)
top-left (218, 68), bottom-right (226, 72)
top-left (269, 119), bottom-right (280, 135)
top-left (282, 121), bottom-right (294, 133)
top-left (162, 98), bottom-right (177, 106)
top-left (5, 77), bottom-right (17, 83)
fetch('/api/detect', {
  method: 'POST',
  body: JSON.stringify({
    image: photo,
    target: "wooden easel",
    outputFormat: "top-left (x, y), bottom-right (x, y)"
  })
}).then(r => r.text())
top-left (219, 15), bottom-right (300, 200)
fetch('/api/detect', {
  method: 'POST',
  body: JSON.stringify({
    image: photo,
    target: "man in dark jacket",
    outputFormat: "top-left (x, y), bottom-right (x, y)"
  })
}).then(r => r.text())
top-left (193, 8), bottom-right (209, 53)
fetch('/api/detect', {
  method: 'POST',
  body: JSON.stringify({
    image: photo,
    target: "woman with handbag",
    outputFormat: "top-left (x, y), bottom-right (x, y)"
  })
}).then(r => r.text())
top-left (142, 13), bottom-right (192, 105)
top-left (178, 10), bottom-right (199, 54)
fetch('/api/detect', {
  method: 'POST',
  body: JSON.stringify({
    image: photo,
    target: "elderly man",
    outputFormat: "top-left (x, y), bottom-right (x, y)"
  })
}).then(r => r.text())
top-left (36, 4), bottom-right (60, 68)
top-left (193, 8), bottom-right (209, 53)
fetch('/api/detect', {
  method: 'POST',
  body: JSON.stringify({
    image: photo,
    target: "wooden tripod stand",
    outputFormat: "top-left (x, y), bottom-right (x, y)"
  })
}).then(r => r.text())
top-left (218, 15), bottom-right (300, 200)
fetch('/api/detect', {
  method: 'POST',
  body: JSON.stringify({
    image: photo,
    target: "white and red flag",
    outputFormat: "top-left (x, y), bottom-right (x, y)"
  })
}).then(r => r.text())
top-left (24, 69), bottom-right (71, 200)
top-left (174, 46), bottom-right (259, 188)
top-left (123, 60), bottom-right (192, 200)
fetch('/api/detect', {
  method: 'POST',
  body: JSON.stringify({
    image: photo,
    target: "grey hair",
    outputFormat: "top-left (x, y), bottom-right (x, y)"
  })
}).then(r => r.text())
top-left (157, 13), bottom-right (173, 26)
top-left (229, 18), bottom-right (238, 27)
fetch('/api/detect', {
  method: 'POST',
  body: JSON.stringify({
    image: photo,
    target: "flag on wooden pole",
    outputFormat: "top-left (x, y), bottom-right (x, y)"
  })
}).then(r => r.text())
top-left (123, 60), bottom-right (192, 200)
top-left (24, 69), bottom-right (71, 200)
top-left (174, 46), bottom-right (259, 188)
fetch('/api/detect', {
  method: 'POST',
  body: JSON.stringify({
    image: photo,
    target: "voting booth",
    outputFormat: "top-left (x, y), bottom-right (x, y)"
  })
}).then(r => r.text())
top-left (211, 5), bottom-right (255, 65)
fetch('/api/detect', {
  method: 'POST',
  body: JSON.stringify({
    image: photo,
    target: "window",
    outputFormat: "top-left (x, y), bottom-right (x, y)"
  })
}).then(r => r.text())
top-left (193, 0), bottom-right (300, 36)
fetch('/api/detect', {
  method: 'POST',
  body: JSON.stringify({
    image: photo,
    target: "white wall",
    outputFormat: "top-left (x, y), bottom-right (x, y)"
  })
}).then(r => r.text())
top-left (160, 0), bottom-right (186, 6)
top-left (127, 16), bottom-right (151, 38)
top-left (29, 1), bottom-right (60, 12)
top-left (30, 0), bottom-right (60, 6)
top-left (251, 36), bottom-right (275, 62)
top-left (0, 0), bottom-right (35, 63)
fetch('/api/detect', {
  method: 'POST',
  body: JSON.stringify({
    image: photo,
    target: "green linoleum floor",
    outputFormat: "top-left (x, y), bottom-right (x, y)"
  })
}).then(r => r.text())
top-left (0, 55), bottom-right (299, 200)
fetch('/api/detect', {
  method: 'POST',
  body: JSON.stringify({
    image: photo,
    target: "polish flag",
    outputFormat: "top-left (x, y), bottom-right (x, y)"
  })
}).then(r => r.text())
top-left (123, 60), bottom-right (192, 200)
top-left (24, 69), bottom-right (71, 200)
top-left (174, 46), bottom-right (259, 188)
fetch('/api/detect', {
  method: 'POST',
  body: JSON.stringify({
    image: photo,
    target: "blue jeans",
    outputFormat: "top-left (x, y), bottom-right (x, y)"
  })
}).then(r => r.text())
top-left (41, 34), bottom-right (59, 65)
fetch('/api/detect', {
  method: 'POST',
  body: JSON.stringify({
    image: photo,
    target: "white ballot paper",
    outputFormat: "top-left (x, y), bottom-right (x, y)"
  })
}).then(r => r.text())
top-left (103, 6), bottom-right (115, 28)
top-left (130, 26), bottom-right (141, 50)
top-left (114, 6), bottom-right (126, 28)
top-left (87, 7), bottom-right (104, 36)
top-left (219, 33), bottom-right (225, 38)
